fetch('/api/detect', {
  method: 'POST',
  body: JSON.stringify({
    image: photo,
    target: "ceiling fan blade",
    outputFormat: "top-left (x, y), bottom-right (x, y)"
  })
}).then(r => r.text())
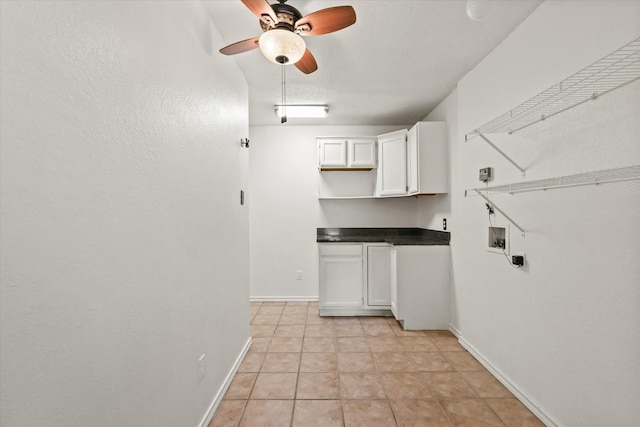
top-left (241, 0), bottom-right (278, 26)
top-left (295, 49), bottom-right (318, 74)
top-left (219, 37), bottom-right (260, 55)
top-left (295, 6), bottom-right (356, 36)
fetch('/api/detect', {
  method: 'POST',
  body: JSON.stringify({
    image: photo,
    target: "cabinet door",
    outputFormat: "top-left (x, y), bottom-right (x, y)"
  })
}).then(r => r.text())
top-left (348, 139), bottom-right (376, 168)
top-left (376, 130), bottom-right (407, 196)
top-left (408, 122), bottom-right (448, 195)
top-left (319, 244), bottom-right (363, 308)
top-left (395, 246), bottom-right (450, 330)
top-left (318, 139), bottom-right (347, 169)
top-left (407, 126), bottom-right (419, 194)
top-left (366, 245), bottom-right (391, 307)
top-left (390, 247), bottom-right (399, 318)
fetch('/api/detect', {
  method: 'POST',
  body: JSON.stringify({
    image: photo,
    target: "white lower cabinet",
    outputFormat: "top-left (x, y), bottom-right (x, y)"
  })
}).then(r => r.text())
top-left (366, 244), bottom-right (392, 306)
top-left (319, 243), bottom-right (392, 316)
top-left (319, 244), bottom-right (364, 313)
top-left (392, 245), bottom-right (450, 330)
top-left (319, 243), bottom-right (449, 328)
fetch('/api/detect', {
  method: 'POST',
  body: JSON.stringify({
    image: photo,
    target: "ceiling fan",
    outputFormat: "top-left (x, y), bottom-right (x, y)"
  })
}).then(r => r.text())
top-left (219, 0), bottom-right (356, 74)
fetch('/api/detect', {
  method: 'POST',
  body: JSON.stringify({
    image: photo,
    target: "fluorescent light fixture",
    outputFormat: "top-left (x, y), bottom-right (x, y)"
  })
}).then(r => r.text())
top-left (274, 105), bottom-right (329, 119)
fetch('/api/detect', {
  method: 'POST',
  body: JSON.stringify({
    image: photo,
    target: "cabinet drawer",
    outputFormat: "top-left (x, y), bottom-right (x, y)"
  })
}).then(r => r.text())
top-left (319, 243), bottom-right (362, 257)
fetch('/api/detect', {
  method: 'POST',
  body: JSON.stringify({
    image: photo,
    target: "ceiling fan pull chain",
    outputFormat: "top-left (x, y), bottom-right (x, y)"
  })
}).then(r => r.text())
top-left (281, 63), bottom-right (287, 123)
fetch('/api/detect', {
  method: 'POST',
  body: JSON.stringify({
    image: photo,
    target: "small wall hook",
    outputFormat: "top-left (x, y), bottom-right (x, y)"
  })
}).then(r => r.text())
top-left (240, 138), bottom-right (249, 148)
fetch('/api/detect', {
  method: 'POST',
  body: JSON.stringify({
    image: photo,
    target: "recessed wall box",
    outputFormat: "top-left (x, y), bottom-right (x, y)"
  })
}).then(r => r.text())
top-left (479, 167), bottom-right (493, 182)
top-left (488, 224), bottom-right (509, 255)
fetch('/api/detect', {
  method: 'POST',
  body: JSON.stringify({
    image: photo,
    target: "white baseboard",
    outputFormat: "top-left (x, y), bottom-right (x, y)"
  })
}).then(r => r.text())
top-left (198, 337), bottom-right (252, 427)
top-left (450, 326), bottom-right (556, 427)
top-left (250, 296), bottom-right (319, 302)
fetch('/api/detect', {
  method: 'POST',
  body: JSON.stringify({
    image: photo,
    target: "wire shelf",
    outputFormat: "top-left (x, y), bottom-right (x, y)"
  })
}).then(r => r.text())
top-left (465, 165), bottom-right (640, 196)
top-left (466, 36), bottom-right (640, 140)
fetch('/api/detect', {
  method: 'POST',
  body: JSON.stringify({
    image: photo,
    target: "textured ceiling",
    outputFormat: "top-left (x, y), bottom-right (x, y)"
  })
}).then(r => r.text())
top-left (205, 0), bottom-right (542, 126)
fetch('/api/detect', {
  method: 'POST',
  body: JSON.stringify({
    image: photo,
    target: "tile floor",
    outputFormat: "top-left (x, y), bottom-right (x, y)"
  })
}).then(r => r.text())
top-left (209, 301), bottom-right (544, 427)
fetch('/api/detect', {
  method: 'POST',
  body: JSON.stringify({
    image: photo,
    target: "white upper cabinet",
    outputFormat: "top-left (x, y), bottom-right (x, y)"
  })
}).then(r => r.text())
top-left (318, 139), bottom-right (348, 169)
top-left (376, 129), bottom-right (408, 196)
top-left (318, 138), bottom-right (376, 170)
top-left (407, 122), bottom-right (448, 194)
top-left (348, 139), bottom-right (377, 168)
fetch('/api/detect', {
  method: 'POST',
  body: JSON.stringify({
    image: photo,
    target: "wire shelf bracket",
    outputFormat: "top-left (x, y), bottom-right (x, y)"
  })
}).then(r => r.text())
top-left (465, 36), bottom-right (640, 141)
top-left (474, 191), bottom-right (525, 237)
top-left (477, 133), bottom-right (526, 176)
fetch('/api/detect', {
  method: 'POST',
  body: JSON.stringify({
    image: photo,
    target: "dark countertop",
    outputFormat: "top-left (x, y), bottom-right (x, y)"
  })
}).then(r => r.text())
top-left (317, 228), bottom-right (450, 246)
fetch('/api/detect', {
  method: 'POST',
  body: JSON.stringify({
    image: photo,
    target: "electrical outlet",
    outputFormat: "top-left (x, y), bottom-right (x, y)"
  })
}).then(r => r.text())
top-left (442, 218), bottom-right (447, 230)
top-left (198, 354), bottom-right (206, 382)
top-left (296, 270), bottom-right (303, 280)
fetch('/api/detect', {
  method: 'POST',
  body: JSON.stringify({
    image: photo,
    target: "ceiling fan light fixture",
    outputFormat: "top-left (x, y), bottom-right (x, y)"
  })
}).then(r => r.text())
top-left (259, 29), bottom-right (306, 64)
top-left (466, 0), bottom-right (496, 21)
top-left (274, 105), bottom-right (329, 119)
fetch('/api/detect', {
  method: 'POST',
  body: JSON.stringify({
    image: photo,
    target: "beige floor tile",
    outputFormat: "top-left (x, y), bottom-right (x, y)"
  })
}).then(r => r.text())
top-left (424, 330), bottom-right (455, 338)
top-left (397, 336), bottom-right (438, 352)
top-left (292, 400), bottom-right (344, 427)
top-left (250, 373), bottom-right (298, 399)
top-left (302, 336), bottom-right (336, 352)
top-left (216, 305), bottom-right (542, 427)
top-left (238, 352), bottom-right (265, 372)
top-left (278, 314), bottom-right (307, 325)
top-left (337, 337), bottom-right (370, 352)
top-left (225, 373), bottom-right (257, 400)
top-left (439, 398), bottom-right (504, 427)
top-left (390, 399), bottom-right (450, 427)
top-left (381, 372), bottom-right (431, 399)
top-left (209, 399), bottom-right (246, 427)
top-left (367, 336), bottom-right (403, 352)
top-left (251, 314), bottom-right (281, 325)
top-left (306, 314), bottom-right (333, 325)
top-left (443, 351), bottom-right (486, 371)
top-left (239, 399), bottom-right (293, 427)
top-left (332, 317), bottom-right (361, 326)
top-left (334, 324), bottom-right (365, 337)
top-left (268, 337), bottom-right (303, 352)
top-left (274, 324), bottom-right (305, 337)
top-left (305, 324), bottom-right (334, 337)
top-left (340, 373), bottom-right (386, 399)
top-left (390, 324), bottom-right (426, 337)
top-left (257, 305), bottom-right (284, 315)
top-left (343, 400), bottom-right (396, 427)
top-left (432, 336), bottom-right (465, 352)
top-left (422, 372), bottom-right (477, 399)
top-left (362, 324), bottom-right (395, 337)
top-left (373, 352), bottom-right (416, 372)
top-left (250, 325), bottom-right (276, 338)
top-left (485, 398), bottom-right (545, 427)
top-left (360, 317), bottom-right (392, 325)
top-left (261, 352), bottom-right (300, 372)
top-left (283, 305), bottom-right (309, 315)
top-left (300, 352), bottom-right (338, 372)
top-left (337, 352), bottom-right (376, 373)
top-left (461, 371), bottom-right (513, 398)
top-left (249, 337), bottom-right (271, 353)
top-left (296, 372), bottom-right (341, 399)
top-left (408, 352), bottom-right (455, 372)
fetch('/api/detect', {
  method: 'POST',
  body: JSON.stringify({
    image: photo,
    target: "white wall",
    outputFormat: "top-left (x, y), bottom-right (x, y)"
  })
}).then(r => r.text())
top-left (424, 1), bottom-right (639, 425)
top-left (249, 125), bottom-right (421, 299)
top-left (0, 2), bottom-right (250, 426)
top-left (417, 92), bottom-right (457, 232)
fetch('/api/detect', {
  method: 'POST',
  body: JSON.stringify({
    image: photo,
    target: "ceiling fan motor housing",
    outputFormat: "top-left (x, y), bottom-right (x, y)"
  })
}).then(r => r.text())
top-left (260, 3), bottom-right (302, 32)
